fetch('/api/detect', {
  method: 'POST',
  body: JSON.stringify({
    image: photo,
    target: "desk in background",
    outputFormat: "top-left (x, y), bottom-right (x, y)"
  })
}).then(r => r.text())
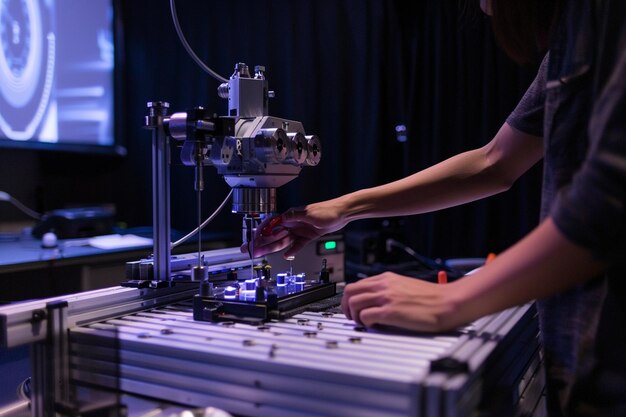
top-left (0, 232), bottom-right (232, 302)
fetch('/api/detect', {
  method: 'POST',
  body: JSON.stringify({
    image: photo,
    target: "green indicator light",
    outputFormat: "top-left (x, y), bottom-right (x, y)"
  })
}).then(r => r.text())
top-left (324, 241), bottom-right (337, 250)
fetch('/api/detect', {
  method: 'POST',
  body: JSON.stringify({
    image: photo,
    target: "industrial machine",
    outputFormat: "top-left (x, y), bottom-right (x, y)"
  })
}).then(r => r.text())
top-left (137, 58), bottom-right (332, 325)
top-left (0, 3), bottom-right (546, 416)
top-left (0, 79), bottom-right (546, 412)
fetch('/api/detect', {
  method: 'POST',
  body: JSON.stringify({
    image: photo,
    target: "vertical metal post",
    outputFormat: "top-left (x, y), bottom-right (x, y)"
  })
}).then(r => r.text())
top-left (146, 101), bottom-right (171, 282)
top-left (30, 301), bottom-right (70, 417)
top-left (31, 342), bottom-right (47, 417)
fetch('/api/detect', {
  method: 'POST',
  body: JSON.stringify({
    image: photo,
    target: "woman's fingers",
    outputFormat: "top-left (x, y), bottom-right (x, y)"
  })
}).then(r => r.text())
top-left (341, 273), bottom-right (456, 332)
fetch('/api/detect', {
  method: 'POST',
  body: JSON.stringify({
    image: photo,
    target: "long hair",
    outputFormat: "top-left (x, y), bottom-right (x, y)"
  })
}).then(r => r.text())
top-left (490, 0), bottom-right (564, 64)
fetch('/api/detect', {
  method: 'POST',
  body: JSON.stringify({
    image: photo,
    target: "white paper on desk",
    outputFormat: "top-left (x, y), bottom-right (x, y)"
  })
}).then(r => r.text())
top-left (88, 234), bottom-right (153, 249)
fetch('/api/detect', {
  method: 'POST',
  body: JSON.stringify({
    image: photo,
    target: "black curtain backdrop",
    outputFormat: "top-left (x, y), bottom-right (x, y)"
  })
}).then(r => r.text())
top-left (39, 0), bottom-right (541, 260)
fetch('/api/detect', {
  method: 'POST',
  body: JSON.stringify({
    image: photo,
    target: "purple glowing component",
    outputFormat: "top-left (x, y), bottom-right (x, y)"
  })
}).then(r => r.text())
top-left (224, 286), bottom-right (237, 298)
top-left (244, 279), bottom-right (257, 291)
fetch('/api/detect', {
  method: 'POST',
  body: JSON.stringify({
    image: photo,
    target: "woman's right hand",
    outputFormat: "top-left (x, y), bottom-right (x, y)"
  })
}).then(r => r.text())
top-left (241, 199), bottom-right (348, 258)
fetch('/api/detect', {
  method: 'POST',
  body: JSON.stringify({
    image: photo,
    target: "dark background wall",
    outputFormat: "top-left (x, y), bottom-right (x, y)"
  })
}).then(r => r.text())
top-left (0, 0), bottom-right (542, 260)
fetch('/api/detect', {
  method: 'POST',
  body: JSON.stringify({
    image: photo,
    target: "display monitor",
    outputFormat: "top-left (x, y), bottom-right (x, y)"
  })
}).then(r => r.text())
top-left (0, 0), bottom-right (123, 154)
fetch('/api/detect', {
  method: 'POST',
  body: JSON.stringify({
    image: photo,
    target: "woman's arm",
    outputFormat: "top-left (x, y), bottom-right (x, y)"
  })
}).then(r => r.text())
top-left (339, 123), bottom-right (542, 220)
top-left (250, 122), bottom-right (543, 257)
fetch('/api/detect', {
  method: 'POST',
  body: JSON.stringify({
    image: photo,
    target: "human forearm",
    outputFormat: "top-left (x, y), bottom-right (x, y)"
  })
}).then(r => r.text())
top-left (337, 148), bottom-right (505, 222)
top-left (446, 218), bottom-right (607, 326)
top-left (337, 124), bottom-right (542, 222)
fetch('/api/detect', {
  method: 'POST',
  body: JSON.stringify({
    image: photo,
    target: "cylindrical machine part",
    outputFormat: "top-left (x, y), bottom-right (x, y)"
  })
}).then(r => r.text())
top-left (194, 145), bottom-right (205, 191)
top-left (256, 128), bottom-right (288, 163)
top-left (217, 83), bottom-right (229, 99)
top-left (234, 62), bottom-right (251, 78)
top-left (232, 188), bottom-right (276, 214)
top-left (192, 266), bottom-right (209, 281)
top-left (286, 132), bottom-right (308, 164)
top-left (262, 264), bottom-right (272, 279)
top-left (254, 264), bottom-right (265, 279)
top-left (305, 135), bottom-right (321, 166)
top-left (167, 112), bottom-right (188, 141)
top-left (147, 101), bottom-right (172, 283)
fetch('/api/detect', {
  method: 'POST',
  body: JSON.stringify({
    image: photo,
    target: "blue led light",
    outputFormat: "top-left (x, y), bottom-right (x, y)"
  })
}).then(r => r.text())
top-left (276, 273), bottom-right (287, 286)
top-left (244, 279), bottom-right (257, 291)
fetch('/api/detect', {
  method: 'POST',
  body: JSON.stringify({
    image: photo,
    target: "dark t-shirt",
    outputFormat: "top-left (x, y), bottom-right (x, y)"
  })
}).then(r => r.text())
top-left (506, 1), bottom-right (626, 416)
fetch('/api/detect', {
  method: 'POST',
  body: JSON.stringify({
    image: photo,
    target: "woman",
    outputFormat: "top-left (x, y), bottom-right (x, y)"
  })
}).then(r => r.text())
top-left (246, 1), bottom-right (626, 415)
